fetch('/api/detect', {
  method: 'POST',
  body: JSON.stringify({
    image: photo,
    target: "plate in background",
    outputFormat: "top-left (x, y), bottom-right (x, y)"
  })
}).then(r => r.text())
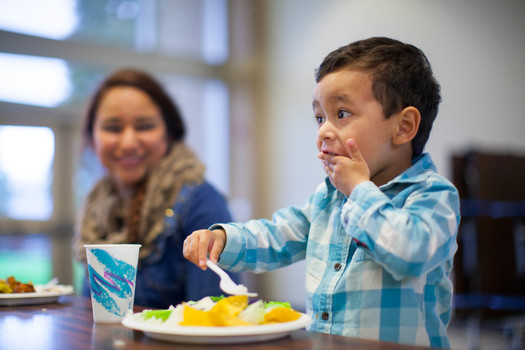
top-left (0, 285), bottom-right (74, 306)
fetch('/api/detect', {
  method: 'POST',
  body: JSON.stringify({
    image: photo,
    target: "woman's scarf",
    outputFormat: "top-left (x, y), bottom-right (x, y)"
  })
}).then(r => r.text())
top-left (73, 142), bottom-right (205, 261)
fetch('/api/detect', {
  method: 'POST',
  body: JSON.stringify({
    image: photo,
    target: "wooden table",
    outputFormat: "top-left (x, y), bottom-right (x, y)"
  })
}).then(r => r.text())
top-left (0, 296), bottom-right (430, 350)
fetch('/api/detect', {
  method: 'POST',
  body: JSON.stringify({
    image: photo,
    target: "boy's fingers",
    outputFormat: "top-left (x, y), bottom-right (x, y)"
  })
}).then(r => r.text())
top-left (197, 232), bottom-right (211, 269)
top-left (345, 138), bottom-right (362, 161)
top-left (185, 234), bottom-right (201, 267)
top-left (184, 229), bottom-right (226, 270)
top-left (183, 237), bottom-right (190, 259)
top-left (208, 229), bottom-right (226, 264)
top-left (183, 236), bottom-right (195, 261)
top-left (209, 242), bottom-right (223, 264)
top-left (318, 152), bottom-right (336, 167)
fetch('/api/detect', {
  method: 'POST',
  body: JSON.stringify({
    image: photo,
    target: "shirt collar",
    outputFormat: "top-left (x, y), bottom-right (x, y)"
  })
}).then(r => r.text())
top-left (380, 153), bottom-right (436, 190)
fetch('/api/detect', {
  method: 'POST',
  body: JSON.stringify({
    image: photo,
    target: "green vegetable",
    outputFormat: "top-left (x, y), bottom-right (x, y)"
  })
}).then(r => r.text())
top-left (210, 295), bottom-right (226, 302)
top-left (264, 301), bottom-right (292, 310)
top-left (142, 309), bottom-right (172, 321)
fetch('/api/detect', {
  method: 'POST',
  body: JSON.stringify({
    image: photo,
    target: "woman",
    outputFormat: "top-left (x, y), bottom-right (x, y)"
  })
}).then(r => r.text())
top-left (73, 68), bottom-right (239, 308)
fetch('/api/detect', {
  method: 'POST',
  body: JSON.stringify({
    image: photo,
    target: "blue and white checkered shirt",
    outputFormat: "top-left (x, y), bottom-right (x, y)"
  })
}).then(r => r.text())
top-left (217, 153), bottom-right (460, 348)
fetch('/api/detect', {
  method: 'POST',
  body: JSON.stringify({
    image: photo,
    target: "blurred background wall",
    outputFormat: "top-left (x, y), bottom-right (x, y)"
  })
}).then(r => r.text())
top-left (256, 0), bottom-right (525, 309)
top-left (1, 0), bottom-right (524, 313)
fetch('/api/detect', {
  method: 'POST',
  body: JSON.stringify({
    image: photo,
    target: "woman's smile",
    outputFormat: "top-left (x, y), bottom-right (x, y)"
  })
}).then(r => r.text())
top-left (116, 155), bottom-right (144, 168)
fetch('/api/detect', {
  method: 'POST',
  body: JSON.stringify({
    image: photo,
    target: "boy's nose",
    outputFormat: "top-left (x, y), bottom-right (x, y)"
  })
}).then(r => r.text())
top-left (318, 121), bottom-right (335, 140)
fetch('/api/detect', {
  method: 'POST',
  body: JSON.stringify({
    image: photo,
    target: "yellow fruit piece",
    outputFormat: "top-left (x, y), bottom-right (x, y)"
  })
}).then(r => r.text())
top-left (210, 311), bottom-right (252, 326)
top-left (262, 307), bottom-right (301, 324)
top-left (179, 295), bottom-right (252, 327)
top-left (212, 295), bottom-right (248, 317)
top-left (179, 305), bottom-right (214, 326)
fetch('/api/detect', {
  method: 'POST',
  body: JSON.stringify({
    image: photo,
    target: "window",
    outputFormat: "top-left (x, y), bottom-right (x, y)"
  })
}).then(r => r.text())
top-left (0, 0), bottom-right (228, 63)
top-left (0, 125), bottom-right (55, 284)
top-left (0, 53), bottom-right (71, 107)
top-left (0, 0), bottom-right (78, 40)
top-left (0, 234), bottom-right (52, 284)
top-left (0, 0), bottom-right (235, 288)
top-left (0, 126), bottom-right (55, 220)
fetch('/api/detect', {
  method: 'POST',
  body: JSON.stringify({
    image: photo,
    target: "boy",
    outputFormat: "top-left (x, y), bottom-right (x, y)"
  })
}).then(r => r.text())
top-left (183, 37), bottom-right (460, 348)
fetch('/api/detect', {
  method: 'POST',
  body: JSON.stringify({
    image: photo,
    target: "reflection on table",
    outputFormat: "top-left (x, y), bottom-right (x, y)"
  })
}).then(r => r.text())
top-left (0, 295), bottom-right (430, 350)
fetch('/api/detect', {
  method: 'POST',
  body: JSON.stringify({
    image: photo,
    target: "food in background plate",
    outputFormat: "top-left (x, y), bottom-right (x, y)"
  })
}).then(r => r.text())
top-left (137, 295), bottom-right (301, 327)
top-left (0, 276), bottom-right (36, 293)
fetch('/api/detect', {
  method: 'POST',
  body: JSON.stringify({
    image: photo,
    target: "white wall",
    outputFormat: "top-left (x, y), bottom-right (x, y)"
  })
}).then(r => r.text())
top-left (255, 0), bottom-right (525, 309)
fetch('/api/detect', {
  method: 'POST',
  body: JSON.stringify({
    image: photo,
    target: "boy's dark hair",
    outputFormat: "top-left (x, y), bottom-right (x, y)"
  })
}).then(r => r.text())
top-left (315, 37), bottom-right (441, 158)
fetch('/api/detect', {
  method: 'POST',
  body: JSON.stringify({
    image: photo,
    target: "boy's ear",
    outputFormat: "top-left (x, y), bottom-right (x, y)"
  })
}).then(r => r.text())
top-left (393, 106), bottom-right (421, 145)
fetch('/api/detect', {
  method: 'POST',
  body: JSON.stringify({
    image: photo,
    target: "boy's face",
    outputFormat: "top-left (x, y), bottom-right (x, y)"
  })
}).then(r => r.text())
top-left (313, 68), bottom-right (401, 185)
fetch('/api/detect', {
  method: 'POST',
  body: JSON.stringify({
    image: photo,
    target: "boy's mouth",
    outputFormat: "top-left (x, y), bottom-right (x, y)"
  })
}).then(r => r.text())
top-left (322, 150), bottom-right (339, 156)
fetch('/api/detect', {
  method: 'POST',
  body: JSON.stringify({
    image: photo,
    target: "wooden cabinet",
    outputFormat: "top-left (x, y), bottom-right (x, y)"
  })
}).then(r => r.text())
top-left (452, 151), bottom-right (525, 316)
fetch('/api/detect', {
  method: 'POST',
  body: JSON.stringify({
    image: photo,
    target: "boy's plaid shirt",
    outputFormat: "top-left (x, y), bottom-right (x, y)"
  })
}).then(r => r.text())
top-left (217, 153), bottom-right (460, 348)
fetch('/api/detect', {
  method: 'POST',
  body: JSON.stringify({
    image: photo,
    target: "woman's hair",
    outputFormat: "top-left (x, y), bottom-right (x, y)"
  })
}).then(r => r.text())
top-left (82, 68), bottom-right (185, 147)
top-left (315, 37), bottom-right (441, 158)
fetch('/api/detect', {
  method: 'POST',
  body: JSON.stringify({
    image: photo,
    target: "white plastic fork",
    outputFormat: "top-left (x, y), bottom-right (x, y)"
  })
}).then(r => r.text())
top-left (206, 259), bottom-right (258, 297)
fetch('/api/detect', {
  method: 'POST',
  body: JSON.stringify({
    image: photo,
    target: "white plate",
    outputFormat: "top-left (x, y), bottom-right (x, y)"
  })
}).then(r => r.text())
top-left (122, 311), bottom-right (312, 344)
top-left (0, 285), bottom-right (74, 306)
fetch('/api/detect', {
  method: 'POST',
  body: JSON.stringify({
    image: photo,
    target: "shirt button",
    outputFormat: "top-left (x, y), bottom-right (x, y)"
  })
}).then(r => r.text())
top-left (334, 263), bottom-right (341, 271)
top-left (321, 312), bottom-right (329, 320)
top-left (165, 208), bottom-right (174, 217)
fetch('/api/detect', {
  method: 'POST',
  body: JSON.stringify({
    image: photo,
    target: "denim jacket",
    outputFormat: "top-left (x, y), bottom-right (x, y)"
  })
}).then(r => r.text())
top-left (83, 181), bottom-right (239, 308)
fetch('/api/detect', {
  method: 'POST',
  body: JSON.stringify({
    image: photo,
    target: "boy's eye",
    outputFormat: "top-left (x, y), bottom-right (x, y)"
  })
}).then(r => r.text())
top-left (337, 110), bottom-right (352, 119)
top-left (314, 115), bottom-right (325, 125)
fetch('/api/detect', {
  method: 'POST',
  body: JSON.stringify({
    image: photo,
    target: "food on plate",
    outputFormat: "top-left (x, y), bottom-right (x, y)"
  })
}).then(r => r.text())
top-left (137, 295), bottom-right (301, 327)
top-left (0, 276), bottom-right (36, 293)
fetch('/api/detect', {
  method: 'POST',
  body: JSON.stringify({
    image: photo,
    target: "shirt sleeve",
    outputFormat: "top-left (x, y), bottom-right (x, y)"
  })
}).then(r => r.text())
top-left (215, 197), bottom-right (314, 273)
top-left (341, 179), bottom-right (460, 280)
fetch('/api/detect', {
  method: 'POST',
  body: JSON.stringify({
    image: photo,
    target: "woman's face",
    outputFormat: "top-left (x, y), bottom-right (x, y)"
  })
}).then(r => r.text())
top-left (92, 86), bottom-right (169, 191)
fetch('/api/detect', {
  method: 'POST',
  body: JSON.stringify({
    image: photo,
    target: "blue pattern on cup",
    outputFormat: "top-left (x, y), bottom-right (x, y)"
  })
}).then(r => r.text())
top-left (88, 248), bottom-right (137, 317)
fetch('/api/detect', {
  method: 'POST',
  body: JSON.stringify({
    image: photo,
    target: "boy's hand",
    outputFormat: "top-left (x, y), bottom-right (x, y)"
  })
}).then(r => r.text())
top-left (183, 229), bottom-right (226, 270)
top-left (317, 138), bottom-right (370, 197)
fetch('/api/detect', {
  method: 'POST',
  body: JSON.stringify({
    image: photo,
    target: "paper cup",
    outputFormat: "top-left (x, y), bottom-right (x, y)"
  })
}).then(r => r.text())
top-left (84, 244), bottom-right (141, 323)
